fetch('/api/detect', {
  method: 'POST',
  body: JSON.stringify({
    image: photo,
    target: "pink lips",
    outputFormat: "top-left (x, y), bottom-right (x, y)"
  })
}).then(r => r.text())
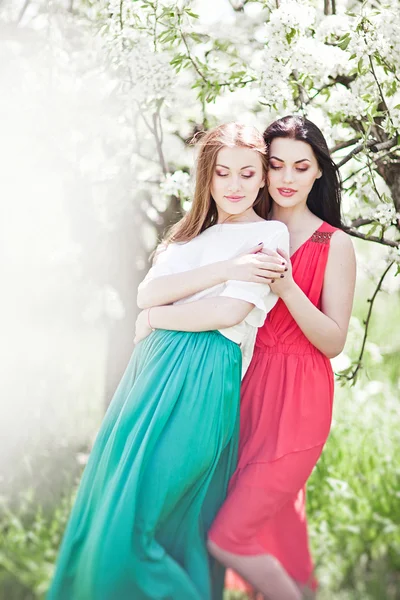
top-left (225, 195), bottom-right (245, 203)
top-left (278, 188), bottom-right (296, 197)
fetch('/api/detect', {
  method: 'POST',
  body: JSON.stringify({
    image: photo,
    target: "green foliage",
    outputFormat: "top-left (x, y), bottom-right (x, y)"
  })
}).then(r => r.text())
top-left (0, 493), bottom-right (74, 600)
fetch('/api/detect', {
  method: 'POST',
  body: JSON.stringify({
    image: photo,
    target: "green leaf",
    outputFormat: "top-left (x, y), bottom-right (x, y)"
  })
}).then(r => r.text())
top-left (365, 223), bottom-right (379, 237)
top-left (184, 9), bottom-right (199, 19)
top-left (338, 33), bottom-right (351, 51)
top-left (285, 28), bottom-right (297, 45)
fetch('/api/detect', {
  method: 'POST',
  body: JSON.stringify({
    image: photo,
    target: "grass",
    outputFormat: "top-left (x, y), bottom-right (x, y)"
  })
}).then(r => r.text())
top-left (1, 263), bottom-right (399, 599)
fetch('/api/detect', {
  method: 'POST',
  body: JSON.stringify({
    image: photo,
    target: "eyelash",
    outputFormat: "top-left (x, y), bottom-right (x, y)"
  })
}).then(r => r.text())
top-left (269, 166), bottom-right (308, 172)
top-left (216, 173), bottom-right (254, 178)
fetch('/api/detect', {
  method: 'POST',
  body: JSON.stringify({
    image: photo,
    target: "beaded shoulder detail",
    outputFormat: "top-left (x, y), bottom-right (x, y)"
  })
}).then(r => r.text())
top-left (310, 230), bottom-right (334, 244)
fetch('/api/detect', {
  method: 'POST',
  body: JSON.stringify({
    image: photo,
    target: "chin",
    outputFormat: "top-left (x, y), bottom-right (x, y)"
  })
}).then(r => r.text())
top-left (221, 202), bottom-right (253, 215)
top-left (271, 195), bottom-right (303, 209)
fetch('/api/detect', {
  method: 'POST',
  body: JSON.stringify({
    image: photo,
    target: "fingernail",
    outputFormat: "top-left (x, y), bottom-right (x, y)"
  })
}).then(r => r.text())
top-left (285, 267), bottom-right (288, 271)
top-left (280, 274), bottom-right (284, 278)
top-left (258, 242), bottom-right (263, 245)
top-left (281, 261), bottom-right (285, 265)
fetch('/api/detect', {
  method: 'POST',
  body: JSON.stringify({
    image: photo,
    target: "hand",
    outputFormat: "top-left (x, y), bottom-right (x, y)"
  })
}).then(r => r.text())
top-left (226, 243), bottom-right (287, 284)
top-left (267, 248), bottom-right (296, 298)
top-left (134, 309), bottom-right (153, 344)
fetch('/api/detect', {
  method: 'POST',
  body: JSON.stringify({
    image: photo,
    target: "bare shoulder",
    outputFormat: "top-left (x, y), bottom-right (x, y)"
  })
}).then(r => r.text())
top-left (330, 229), bottom-right (356, 258)
top-left (326, 229), bottom-right (356, 279)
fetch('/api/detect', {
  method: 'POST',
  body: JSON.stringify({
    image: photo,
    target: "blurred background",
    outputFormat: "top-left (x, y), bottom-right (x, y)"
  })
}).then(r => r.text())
top-left (0, 0), bottom-right (399, 598)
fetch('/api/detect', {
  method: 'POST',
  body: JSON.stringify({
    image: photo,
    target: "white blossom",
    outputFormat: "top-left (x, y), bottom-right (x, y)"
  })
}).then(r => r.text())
top-left (160, 170), bottom-right (192, 201)
top-left (373, 203), bottom-right (398, 226)
top-left (267, 0), bottom-right (316, 36)
top-left (388, 245), bottom-right (400, 265)
top-left (315, 15), bottom-right (352, 44)
top-left (130, 42), bottom-right (176, 105)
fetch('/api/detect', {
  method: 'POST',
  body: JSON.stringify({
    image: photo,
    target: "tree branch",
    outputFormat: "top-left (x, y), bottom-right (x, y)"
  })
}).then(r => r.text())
top-left (291, 69), bottom-right (309, 111)
top-left (339, 261), bottom-right (394, 384)
top-left (330, 138), bottom-right (361, 153)
top-left (370, 138), bottom-right (398, 153)
top-left (152, 107), bottom-right (167, 175)
top-left (344, 228), bottom-right (399, 248)
top-left (368, 54), bottom-right (392, 125)
top-left (179, 25), bottom-right (209, 84)
top-left (17, 0), bottom-right (31, 23)
top-left (348, 217), bottom-right (374, 228)
top-left (336, 139), bottom-right (378, 168)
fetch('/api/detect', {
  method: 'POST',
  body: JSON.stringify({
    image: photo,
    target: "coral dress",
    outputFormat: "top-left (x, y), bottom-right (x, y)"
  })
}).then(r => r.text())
top-left (209, 222), bottom-right (337, 590)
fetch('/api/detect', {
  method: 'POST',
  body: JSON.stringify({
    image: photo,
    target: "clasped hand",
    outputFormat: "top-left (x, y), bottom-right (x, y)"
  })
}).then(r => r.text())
top-left (226, 243), bottom-right (288, 285)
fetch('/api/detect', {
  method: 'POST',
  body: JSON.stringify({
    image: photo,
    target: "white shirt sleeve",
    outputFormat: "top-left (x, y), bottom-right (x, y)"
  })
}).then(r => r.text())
top-left (219, 224), bottom-right (290, 327)
top-left (138, 242), bottom-right (189, 287)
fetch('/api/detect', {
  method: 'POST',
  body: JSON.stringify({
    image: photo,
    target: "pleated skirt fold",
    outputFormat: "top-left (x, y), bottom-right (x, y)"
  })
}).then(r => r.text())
top-left (47, 329), bottom-right (242, 600)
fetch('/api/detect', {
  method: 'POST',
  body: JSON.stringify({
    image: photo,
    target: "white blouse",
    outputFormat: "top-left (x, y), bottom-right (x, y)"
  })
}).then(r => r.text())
top-left (140, 220), bottom-right (289, 377)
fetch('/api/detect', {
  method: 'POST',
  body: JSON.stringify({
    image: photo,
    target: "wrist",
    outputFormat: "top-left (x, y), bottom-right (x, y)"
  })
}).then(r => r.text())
top-left (280, 281), bottom-right (298, 302)
top-left (219, 259), bottom-right (232, 283)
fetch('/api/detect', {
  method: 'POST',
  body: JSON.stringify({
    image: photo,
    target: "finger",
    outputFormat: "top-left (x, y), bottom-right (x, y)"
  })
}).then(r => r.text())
top-left (244, 242), bottom-right (264, 255)
top-left (254, 271), bottom-right (280, 281)
top-left (257, 254), bottom-right (286, 265)
top-left (257, 269), bottom-right (284, 279)
top-left (254, 276), bottom-right (274, 284)
top-left (258, 263), bottom-right (286, 273)
top-left (259, 248), bottom-right (282, 258)
top-left (277, 248), bottom-right (290, 261)
top-left (259, 250), bottom-right (287, 265)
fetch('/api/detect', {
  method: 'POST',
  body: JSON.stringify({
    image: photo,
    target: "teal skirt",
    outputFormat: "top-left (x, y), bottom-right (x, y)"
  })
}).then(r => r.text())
top-left (47, 329), bottom-right (242, 600)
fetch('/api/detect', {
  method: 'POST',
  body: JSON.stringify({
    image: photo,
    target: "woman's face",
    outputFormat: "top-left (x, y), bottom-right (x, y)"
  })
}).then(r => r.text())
top-left (267, 137), bottom-right (322, 209)
top-left (211, 146), bottom-right (265, 222)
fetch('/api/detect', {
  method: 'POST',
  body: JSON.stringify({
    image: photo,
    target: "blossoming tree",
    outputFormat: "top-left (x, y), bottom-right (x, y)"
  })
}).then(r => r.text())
top-left (5, 0), bottom-right (400, 386)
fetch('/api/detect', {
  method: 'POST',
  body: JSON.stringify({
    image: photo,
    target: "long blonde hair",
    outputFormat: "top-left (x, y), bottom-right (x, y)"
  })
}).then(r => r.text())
top-left (163, 122), bottom-right (269, 245)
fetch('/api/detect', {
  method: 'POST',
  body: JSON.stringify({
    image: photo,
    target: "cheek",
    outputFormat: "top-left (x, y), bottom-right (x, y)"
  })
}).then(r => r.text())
top-left (302, 173), bottom-right (319, 190)
top-left (210, 177), bottom-right (222, 197)
top-left (267, 171), bottom-right (279, 188)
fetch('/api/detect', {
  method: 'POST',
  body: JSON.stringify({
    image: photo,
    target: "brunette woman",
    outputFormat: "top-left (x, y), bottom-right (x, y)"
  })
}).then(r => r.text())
top-left (208, 116), bottom-right (356, 599)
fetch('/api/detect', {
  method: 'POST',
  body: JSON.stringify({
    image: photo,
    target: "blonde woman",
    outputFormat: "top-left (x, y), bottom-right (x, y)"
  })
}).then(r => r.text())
top-left (47, 123), bottom-right (289, 600)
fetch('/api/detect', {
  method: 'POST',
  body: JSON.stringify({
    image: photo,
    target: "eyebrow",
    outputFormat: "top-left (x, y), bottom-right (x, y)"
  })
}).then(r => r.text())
top-left (269, 156), bottom-right (311, 164)
top-left (216, 164), bottom-right (256, 169)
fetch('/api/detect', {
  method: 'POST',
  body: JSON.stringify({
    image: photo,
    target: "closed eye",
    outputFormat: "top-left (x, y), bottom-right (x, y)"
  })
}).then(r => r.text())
top-left (269, 166), bottom-right (309, 172)
top-left (215, 173), bottom-right (255, 178)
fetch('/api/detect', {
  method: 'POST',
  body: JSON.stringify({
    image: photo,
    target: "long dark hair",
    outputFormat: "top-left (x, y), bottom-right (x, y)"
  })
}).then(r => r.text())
top-left (263, 115), bottom-right (343, 228)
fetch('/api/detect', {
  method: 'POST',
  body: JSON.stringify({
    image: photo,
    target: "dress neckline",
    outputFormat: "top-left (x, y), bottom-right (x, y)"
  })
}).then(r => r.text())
top-left (290, 222), bottom-right (325, 259)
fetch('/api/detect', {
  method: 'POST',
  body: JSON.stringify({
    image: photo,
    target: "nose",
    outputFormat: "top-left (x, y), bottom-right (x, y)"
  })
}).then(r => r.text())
top-left (282, 168), bottom-right (294, 184)
top-left (228, 177), bottom-right (241, 192)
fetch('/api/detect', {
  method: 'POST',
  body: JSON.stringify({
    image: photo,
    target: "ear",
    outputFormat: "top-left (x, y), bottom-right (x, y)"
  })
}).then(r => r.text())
top-left (260, 177), bottom-right (266, 188)
top-left (316, 169), bottom-right (322, 179)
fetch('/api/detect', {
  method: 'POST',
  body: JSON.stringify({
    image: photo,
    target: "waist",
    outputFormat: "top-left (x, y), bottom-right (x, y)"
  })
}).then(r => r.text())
top-left (255, 340), bottom-right (323, 356)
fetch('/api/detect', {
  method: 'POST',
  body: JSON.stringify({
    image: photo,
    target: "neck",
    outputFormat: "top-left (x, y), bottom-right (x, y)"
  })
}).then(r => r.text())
top-left (269, 203), bottom-right (313, 230)
top-left (217, 207), bottom-right (260, 224)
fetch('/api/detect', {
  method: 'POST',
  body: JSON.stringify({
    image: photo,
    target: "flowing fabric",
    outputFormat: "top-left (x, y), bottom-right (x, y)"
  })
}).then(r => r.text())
top-left (209, 222), bottom-right (338, 590)
top-left (48, 329), bottom-right (241, 600)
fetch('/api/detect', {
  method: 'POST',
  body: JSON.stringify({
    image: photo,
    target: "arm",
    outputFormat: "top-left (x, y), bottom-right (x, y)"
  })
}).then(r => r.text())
top-left (135, 296), bottom-right (255, 343)
top-left (137, 261), bottom-right (229, 309)
top-left (273, 231), bottom-right (356, 358)
top-left (150, 297), bottom-right (254, 331)
top-left (137, 244), bottom-right (286, 309)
